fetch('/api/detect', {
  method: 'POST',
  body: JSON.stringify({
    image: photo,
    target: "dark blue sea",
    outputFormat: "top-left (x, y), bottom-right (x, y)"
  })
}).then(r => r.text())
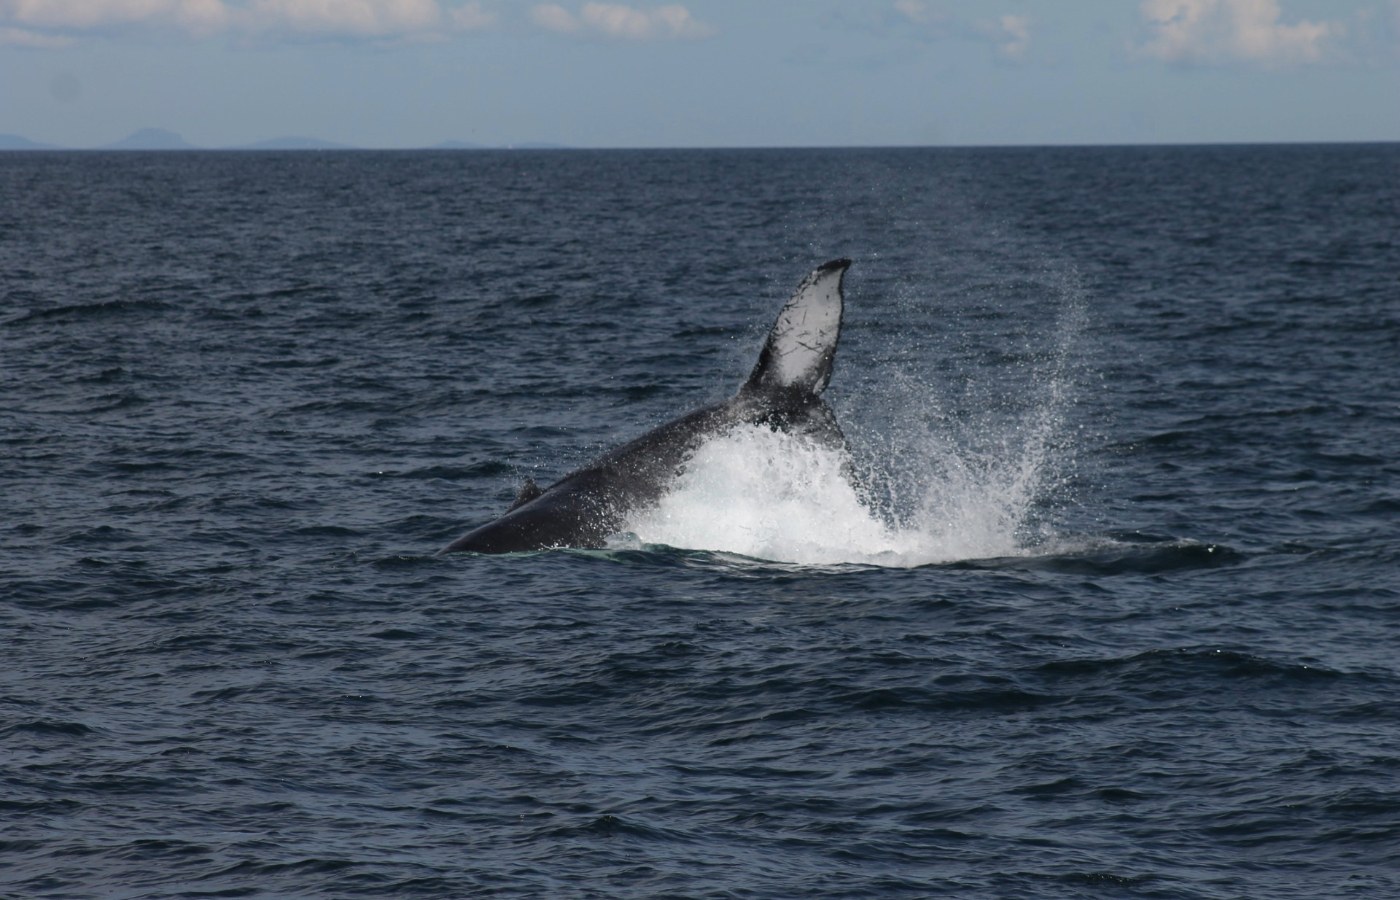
top-left (3, 145), bottom-right (1398, 898)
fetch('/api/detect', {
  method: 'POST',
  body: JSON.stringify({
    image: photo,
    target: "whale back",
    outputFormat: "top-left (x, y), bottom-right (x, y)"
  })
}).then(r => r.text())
top-left (440, 259), bottom-right (854, 554)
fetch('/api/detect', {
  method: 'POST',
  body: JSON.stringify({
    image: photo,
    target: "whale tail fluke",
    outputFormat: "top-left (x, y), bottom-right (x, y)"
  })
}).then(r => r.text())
top-left (741, 258), bottom-right (850, 400)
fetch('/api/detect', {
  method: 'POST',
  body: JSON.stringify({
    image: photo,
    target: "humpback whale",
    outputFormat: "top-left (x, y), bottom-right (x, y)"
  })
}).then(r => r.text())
top-left (441, 258), bottom-right (852, 554)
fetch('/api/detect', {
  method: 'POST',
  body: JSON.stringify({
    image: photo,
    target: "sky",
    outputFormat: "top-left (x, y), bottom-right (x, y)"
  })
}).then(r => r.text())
top-left (2, 0), bottom-right (1398, 148)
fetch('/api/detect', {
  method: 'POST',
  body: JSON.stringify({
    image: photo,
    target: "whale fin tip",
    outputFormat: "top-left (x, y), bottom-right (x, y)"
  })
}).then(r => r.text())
top-left (507, 477), bottom-right (543, 511)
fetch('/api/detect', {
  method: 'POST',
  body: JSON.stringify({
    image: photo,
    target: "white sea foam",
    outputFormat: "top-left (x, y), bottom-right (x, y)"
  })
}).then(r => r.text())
top-left (622, 413), bottom-right (1062, 568)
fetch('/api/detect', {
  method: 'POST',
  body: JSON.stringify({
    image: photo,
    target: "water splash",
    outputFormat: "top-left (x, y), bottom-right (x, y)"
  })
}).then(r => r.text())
top-left (624, 405), bottom-right (1060, 567)
top-left (623, 266), bottom-right (1088, 569)
top-left (621, 407), bottom-right (1068, 568)
top-left (625, 427), bottom-right (910, 566)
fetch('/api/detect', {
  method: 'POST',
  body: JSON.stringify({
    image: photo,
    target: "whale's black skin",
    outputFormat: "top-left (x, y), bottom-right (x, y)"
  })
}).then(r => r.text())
top-left (441, 259), bottom-right (852, 554)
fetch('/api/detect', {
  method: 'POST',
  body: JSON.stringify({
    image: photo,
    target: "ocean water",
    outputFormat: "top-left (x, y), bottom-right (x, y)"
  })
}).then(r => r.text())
top-left (2, 145), bottom-right (1398, 898)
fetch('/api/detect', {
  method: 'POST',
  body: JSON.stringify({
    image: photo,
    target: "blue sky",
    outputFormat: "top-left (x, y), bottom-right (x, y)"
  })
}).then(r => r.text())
top-left (2, 0), bottom-right (1397, 147)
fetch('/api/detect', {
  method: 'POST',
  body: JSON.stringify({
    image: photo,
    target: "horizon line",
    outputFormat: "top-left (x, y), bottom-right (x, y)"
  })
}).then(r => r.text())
top-left (3, 137), bottom-right (1398, 153)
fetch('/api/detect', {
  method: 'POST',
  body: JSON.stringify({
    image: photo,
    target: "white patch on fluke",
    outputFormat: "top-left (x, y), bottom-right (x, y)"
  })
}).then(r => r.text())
top-left (752, 262), bottom-right (845, 394)
top-left (770, 280), bottom-right (840, 389)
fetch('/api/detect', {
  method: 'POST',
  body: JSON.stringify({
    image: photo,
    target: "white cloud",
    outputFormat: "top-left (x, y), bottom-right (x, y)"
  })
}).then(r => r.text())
top-left (1138, 0), bottom-right (1341, 65)
top-left (889, 0), bottom-right (953, 33)
top-left (449, 0), bottom-right (491, 30)
top-left (0, 0), bottom-right (497, 43)
top-left (530, 2), bottom-right (576, 32)
top-left (1, 0), bottom-right (229, 31)
top-left (892, 0), bottom-right (939, 27)
top-left (531, 3), bottom-right (712, 40)
top-left (990, 13), bottom-right (1029, 59)
top-left (179, 0), bottom-right (230, 33)
top-left (0, 0), bottom-right (708, 45)
top-left (890, 3), bottom-right (1028, 59)
top-left (247, 0), bottom-right (440, 37)
top-left (0, 23), bottom-right (72, 45)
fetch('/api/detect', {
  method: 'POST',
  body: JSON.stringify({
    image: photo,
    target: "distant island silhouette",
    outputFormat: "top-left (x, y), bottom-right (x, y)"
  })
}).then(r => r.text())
top-left (0, 129), bottom-right (571, 151)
